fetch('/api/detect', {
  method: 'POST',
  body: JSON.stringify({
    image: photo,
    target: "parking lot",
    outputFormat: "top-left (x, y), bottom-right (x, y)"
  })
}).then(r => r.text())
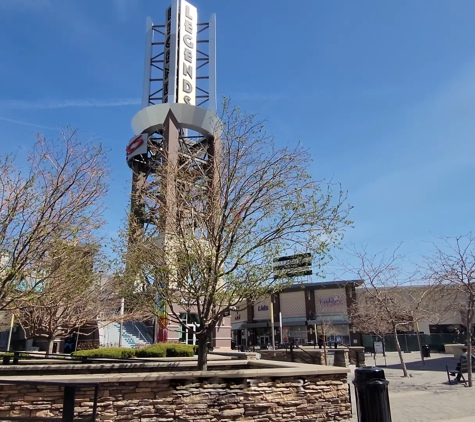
top-left (349, 351), bottom-right (475, 421)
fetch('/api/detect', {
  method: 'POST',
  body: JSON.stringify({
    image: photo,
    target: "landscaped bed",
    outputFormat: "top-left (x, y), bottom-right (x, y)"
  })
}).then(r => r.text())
top-left (71, 343), bottom-right (197, 359)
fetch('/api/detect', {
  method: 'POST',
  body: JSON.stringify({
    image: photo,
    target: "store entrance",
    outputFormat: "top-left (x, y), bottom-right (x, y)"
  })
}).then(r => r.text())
top-left (259, 335), bottom-right (269, 347)
top-left (179, 313), bottom-right (199, 345)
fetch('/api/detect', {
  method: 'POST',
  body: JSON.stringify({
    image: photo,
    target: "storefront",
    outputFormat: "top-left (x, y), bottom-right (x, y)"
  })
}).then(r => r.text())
top-left (231, 307), bottom-right (246, 347)
top-left (230, 280), bottom-right (361, 348)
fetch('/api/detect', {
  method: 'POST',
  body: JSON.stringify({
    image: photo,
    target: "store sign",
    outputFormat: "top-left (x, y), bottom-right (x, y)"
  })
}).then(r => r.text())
top-left (319, 296), bottom-right (343, 306)
top-left (162, 5), bottom-right (177, 103)
top-left (162, 0), bottom-right (197, 105)
top-left (126, 134), bottom-right (148, 162)
top-left (374, 341), bottom-right (384, 354)
top-left (274, 252), bottom-right (312, 279)
top-left (258, 305), bottom-right (269, 312)
top-left (177, 0), bottom-right (197, 105)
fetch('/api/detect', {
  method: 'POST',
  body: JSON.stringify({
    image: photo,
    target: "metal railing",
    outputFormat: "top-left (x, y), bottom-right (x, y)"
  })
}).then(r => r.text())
top-left (0, 350), bottom-right (187, 365)
top-left (128, 322), bottom-right (152, 344)
top-left (293, 344), bottom-right (317, 364)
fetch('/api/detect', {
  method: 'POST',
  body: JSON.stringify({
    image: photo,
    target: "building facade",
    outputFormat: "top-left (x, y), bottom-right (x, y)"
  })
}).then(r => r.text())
top-left (230, 280), bottom-right (363, 348)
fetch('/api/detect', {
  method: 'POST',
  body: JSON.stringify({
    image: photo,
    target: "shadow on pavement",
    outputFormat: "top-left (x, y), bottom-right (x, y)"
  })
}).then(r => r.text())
top-left (376, 354), bottom-right (458, 373)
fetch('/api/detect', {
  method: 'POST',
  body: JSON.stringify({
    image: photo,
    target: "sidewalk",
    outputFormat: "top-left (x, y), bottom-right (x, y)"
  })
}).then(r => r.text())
top-left (350, 352), bottom-right (475, 421)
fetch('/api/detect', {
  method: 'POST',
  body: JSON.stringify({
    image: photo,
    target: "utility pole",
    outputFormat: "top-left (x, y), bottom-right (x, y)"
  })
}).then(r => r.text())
top-left (321, 321), bottom-right (328, 365)
top-left (6, 313), bottom-right (14, 352)
top-left (279, 312), bottom-right (283, 346)
top-left (118, 297), bottom-right (125, 347)
top-left (270, 299), bottom-right (275, 349)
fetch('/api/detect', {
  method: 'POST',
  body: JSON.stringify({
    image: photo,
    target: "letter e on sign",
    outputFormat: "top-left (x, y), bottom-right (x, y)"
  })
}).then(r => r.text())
top-left (177, 0), bottom-right (197, 105)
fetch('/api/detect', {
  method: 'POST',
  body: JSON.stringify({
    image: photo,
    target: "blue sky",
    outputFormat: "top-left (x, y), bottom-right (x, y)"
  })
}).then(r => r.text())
top-left (0, 0), bottom-right (474, 277)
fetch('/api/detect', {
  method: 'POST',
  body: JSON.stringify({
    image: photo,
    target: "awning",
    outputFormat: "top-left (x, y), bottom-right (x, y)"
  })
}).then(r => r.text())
top-left (308, 316), bottom-right (349, 325)
top-left (231, 321), bottom-right (245, 331)
top-left (242, 322), bottom-right (270, 329)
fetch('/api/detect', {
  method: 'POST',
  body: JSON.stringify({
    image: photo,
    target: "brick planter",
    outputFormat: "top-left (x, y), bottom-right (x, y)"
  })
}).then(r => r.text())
top-left (0, 360), bottom-right (351, 421)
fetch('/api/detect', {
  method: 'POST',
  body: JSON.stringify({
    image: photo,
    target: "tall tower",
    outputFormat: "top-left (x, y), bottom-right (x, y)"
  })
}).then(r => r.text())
top-left (126, 0), bottom-right (219, 343)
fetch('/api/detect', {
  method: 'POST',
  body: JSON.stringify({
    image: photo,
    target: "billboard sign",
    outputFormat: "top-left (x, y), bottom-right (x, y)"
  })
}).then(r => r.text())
top-left (177, 0), bottom-right (197, 105)
top-left (126, 134), bottom-right (148, 162)
top-left (162, 4), bottom-right (178, 103)
top-left (273, 253), bottom-right (312, 279)
top-left (162, 0), bottom-right (197, 105)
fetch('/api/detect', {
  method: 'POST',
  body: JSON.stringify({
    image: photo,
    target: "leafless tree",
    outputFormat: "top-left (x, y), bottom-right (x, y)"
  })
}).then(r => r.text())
top-left (343, 245), bottom-right (450, 377)
top-left (0, 129), bottom-right (108, 311)
top-left (12, 243), bottom-right (118, 354)
top-left (424, 234), bottom-right (475, 386)
top-left (120, 101), bottom-right (353, 370)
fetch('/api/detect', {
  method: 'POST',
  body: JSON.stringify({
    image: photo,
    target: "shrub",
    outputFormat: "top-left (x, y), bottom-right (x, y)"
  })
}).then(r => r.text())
top-left (70, 343), bottom-right (197, 359)
top-left (76, 341), bottom-right (100, 351)
top-left (134, 343), bottom-right (195, 358)
top-left (71, 347), bottom-right (135, 359)
top-left (165, 344), bottom-right (195, 357)
top-left (0, 352), bottom-right (30, 358)
top-left (134, 344), bottom-right (167, 358)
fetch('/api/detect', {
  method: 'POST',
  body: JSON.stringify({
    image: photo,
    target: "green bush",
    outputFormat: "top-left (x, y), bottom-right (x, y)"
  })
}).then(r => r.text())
top-left (134, 343), bottom-right (196, 358)
top-left (165, 344), bottom-right (195, 357)
top-left (71, 347), bottom-right (135, 359)
top-left (134, 344), bottom-right (167, 358)
top-left (0, 352), bottom-right (30, 358)
top-left (70, 343), bottom-right (197, 360)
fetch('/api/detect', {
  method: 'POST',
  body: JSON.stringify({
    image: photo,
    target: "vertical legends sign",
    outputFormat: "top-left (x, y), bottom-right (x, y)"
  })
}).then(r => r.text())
top-left (162, 0), bottom-right (197, 105)
top-left (177, 0), bottom-right (197, 105)
top-left (162, 4), bottom-right (178, 103)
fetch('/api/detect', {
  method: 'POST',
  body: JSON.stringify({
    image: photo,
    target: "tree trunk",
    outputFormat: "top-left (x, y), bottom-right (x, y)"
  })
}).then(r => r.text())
top-left (197, 333), bottom-right (209, 371)
top-left (47, 337), bottom-right (55, 357)
top-left (466, 312), bottom-right (473, 388)
top-left (393, 327), bottom-right (408, 377)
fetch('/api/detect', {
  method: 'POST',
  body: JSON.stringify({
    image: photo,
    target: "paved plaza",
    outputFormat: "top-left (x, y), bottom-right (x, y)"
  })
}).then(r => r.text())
top-left (349, 351), bottom-right (475, 421)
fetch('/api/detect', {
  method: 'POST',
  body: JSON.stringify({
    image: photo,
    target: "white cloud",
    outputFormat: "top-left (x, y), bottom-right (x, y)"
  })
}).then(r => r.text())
top-left (0, 98), bottom-right (141, 110)
top-left (0, 116), bottom-right (58, 131)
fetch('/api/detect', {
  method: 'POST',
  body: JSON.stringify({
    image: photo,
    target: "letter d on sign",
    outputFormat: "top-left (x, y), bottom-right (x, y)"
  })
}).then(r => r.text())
top-left (183, 80), bottom-right (193, 93)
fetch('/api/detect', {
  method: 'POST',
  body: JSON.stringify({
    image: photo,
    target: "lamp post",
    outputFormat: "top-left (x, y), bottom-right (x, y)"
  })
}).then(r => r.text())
top-left (270, 299), bottom-right (275, 349)
top-left (118, 297), bottom-right (125, 347)
top-left (279, 312), bottom-right (283, 346)
top-left (6, 313), bottom-right (14, 352)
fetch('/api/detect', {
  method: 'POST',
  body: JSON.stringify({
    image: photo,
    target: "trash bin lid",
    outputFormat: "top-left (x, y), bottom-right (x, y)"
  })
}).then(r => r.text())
top-left (354, 366), bottom-right (386, 383)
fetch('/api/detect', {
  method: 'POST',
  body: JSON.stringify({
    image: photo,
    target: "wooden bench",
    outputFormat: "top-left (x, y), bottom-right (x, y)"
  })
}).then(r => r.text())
top-left (446, 356), bottom-right (475, 385)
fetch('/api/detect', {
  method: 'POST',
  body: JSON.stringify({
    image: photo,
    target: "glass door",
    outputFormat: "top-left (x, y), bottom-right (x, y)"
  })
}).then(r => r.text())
top-left (259, 335), bottom-right (269, 346)
top-left (179, 313), bottom-right (199, 345)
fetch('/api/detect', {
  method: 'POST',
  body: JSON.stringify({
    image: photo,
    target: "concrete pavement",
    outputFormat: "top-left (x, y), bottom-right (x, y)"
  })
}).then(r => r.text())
top-left (349, 351), bottom-right (475, 421)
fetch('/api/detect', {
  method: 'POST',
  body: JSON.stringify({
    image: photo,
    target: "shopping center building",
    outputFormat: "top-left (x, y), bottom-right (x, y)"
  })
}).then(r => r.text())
top-left (230, 280), bottom-right (363, 348)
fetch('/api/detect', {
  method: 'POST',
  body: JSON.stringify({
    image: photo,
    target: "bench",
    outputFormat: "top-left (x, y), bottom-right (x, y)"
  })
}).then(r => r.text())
top-left (446, 356), bottom-right (475, 385)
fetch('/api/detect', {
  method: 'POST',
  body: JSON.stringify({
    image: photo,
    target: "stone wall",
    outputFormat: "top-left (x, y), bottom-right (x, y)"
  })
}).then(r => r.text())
top-left (348, 347), bottom-right (365, 367)
top-left (0, 373), bottom-right (351, 421)
top-left (259, 348), bottom-right (351, 368)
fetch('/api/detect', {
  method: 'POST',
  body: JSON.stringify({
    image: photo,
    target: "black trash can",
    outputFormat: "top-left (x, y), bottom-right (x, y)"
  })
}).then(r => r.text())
top-left (353, 366), bottom-right (391, 422)
top-left (422, 344), bottom-right (430, 358)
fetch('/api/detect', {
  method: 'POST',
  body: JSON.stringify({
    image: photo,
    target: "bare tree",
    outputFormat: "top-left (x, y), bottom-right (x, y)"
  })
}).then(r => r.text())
top-left (343, 245), bottom-right (448, 377)
top-left (121, 101), bottom-right (352, 370)
top-left (12, 243), bottom-right (116, 354)
top-left (0, 129), bottom-right (108, 310)
top-left (425, 234), bottom-right (475, 386)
